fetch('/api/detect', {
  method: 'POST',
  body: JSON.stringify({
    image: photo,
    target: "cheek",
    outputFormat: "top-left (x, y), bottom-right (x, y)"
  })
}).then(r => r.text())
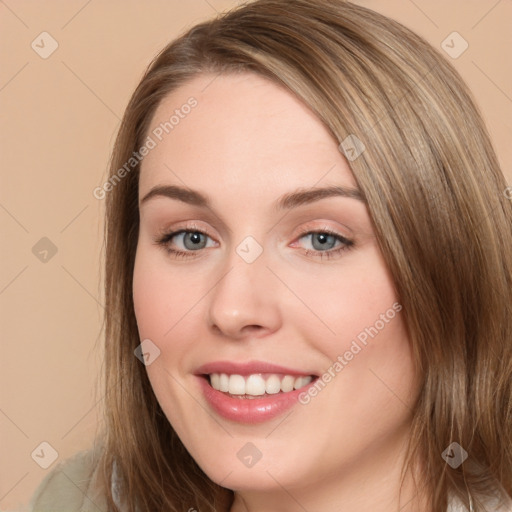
top-left (132, 245), bottom-right (206, 385)
top-left (132, 248), bottom-right (195, 422)
top-left (290, 247), bottom-right (417, 416)
top-left (132, 247), bottom-right (185, 339)
top-left (290, 247), bottom-right (401, 359)
top-left (132, 258), bottom-right (161, 339)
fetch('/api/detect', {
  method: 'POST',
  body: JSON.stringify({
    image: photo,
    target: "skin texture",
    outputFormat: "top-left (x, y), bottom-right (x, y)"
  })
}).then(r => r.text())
top-left (133, 72), bottom-right (426, 511)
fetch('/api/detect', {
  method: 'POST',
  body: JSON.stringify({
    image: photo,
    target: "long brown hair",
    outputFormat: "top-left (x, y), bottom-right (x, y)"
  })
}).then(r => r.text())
top-left (97, 1), bottom-right (512, 510)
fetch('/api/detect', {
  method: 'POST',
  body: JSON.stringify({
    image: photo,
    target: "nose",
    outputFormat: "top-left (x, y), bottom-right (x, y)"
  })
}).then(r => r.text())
top-left (206, 249), bottom-right (282, 341)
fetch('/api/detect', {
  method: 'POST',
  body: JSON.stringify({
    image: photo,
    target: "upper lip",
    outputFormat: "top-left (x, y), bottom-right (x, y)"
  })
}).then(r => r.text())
top-left (195, 360), bottom-right (318, 377)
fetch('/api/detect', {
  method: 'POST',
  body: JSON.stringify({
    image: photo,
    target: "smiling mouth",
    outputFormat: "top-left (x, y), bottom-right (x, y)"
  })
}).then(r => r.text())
top-left (204, 372), bottom-right (317, 399)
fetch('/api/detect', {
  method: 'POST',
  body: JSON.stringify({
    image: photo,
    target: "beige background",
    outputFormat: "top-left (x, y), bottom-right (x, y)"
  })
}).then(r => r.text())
top-left (1, 1), bottom-right (510, 509)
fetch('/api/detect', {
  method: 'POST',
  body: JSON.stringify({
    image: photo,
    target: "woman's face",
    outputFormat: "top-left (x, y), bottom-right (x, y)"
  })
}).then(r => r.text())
top-left (133, 72), bottom-right (420, 504)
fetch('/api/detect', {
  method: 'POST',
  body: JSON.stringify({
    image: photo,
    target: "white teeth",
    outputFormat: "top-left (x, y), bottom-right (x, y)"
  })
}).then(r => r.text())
top-left (265, 375), bottom-right (281, 394)
top-left (210, 373), bottom-right (220, 390)
top-left (294, 376), bottom-right (313, 390)
top-left (280, 375), bottom-right (295, 393)
top-left (246, 374), bottom-right (266, 395)
top-left (228, 374), bottom-right (246, 395)
top-left (208, 373), bottom-right (314, 396)
top-left (219, 373), bottom-right (229, 392)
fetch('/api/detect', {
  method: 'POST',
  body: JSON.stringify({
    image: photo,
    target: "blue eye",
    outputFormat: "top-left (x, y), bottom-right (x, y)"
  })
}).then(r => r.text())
top-left (156, 230), bottom-right (214, 258)
top-left (170, 231), bottom-right (208, 250)
top-left (155, 227), bottom-right (354, 260)
top-left (295, 229), bottom-right (354, 260)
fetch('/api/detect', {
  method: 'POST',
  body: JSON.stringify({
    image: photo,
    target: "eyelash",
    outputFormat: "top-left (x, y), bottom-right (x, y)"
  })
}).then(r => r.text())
top-left (154, 225), bottom-right (355, 261)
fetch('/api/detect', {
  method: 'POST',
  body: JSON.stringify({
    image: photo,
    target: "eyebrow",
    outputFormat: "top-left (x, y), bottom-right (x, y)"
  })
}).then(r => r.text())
top-left (140, 184), bottom-right (364, 210)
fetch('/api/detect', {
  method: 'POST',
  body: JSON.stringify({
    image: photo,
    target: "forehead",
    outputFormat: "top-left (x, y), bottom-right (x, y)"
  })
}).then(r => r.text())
top-left (139, 72), bottom-right (356, 197)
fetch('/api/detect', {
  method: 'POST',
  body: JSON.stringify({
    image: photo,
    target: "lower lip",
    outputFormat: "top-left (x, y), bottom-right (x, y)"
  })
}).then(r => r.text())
top-left (197, 376), bottom-right (315, 424)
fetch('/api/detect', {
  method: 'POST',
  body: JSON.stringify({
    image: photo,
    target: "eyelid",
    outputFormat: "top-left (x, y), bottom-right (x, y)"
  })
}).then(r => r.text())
top-left (291, 221), bottom-right (354, 242)
top-left (155, 220), bottom-right (353, 244)
top-left (155, 221), bottom-right (216, 241)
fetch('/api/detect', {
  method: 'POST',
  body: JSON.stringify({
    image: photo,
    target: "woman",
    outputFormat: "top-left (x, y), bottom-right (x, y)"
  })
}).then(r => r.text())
top-left (30, 0), bottom-right (512, 510)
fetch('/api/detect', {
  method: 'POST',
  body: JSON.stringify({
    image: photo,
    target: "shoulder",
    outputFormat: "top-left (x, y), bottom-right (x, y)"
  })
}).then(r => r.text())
top-left (29, 443), bottom-right (109, 512)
